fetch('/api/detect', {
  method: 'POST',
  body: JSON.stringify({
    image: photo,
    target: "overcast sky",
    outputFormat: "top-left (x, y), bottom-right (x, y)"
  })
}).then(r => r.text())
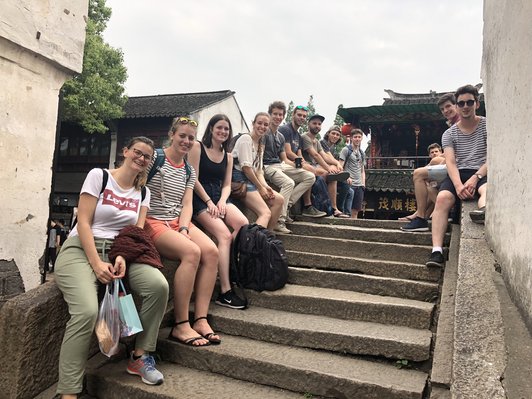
top-left (103, 0), bottom-right (484, 127)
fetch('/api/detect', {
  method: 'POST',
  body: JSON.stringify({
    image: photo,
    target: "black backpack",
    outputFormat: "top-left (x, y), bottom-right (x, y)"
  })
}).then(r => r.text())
top-left (230, 224), bottom-right (289, 292)
top-left (311, 176), bottom-right (334, 216)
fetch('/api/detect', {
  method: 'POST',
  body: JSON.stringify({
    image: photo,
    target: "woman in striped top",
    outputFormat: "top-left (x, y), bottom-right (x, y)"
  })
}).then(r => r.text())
top-left (145, 117), bottom-right (220, 346)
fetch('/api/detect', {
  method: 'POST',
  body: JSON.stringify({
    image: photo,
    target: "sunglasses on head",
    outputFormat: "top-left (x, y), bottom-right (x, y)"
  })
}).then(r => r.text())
top-left (295, 105), bottom-right (309, 111)
top-left (457, 99), bottom-right (476, 108)
top-left (176, 117), bottom-right (198, 127)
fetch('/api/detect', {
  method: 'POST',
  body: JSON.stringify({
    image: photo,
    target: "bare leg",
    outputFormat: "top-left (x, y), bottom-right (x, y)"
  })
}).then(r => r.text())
top-left (477, 184), bottom-right (487, 208)
top-left (431, 191), bottom-right (455, 248)
top-left (188, 225), bottom-right (220, 340)
top-left (154, 229), bottom-right (208, 346)
top-left (327, 180), bottom-right (339, 209)
top-left (265, 191), bottom-right (284, 230)
top-left (413, 167), bottom-right (431, 218)
top-left (242, 191), bottom-right (271, 228)
top-left (196, 205), bottom-right (247, 293)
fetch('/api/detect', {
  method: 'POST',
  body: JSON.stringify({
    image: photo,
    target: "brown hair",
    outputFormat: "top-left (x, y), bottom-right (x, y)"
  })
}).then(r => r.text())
top-left (427, 143), bottom-right (442, 154)
top-left (124, 136), bottom-right (155, 190)
top-left (350, 128), bottom-right (364, 137)
top-left (454, 84), bottom-right (479, 102)
top-left (268, 101), bottom-right (286, 116)
top-left (437, 93), bottom-right (456, 107)
top-left (202, 114), bottom-right (233, 151)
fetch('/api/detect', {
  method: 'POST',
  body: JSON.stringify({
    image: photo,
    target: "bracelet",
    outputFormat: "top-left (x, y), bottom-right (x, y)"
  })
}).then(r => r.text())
top-left (178, 226), bottom-right (189, 233)
top-left (205, 198), bottom-right (212, 204)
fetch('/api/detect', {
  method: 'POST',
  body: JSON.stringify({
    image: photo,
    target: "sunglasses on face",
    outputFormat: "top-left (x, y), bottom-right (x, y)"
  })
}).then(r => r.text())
top-left (176, 117), bottom-right (198, 127)
top-left (457, 99), bottom-right (476, 108)
top-left (295, 105), bottom-right (309, 111)
top-left (131, 148), bottom-right (153, 162)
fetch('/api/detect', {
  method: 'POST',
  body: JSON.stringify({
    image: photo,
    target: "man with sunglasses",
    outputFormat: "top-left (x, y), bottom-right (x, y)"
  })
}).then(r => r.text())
top-left (427, 85), bottom-right (488, 268)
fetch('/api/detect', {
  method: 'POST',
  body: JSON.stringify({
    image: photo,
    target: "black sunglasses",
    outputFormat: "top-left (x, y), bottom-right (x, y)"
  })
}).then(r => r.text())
top-left (457, 99), bottom-right (476, 108)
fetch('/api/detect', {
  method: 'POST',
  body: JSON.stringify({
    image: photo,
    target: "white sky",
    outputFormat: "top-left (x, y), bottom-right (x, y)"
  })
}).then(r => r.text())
top-left (103, 0), bottom-right (484, 127)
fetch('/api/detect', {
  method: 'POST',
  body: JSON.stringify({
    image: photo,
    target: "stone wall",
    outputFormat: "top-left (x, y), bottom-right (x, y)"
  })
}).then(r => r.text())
top-left (482, 0), bottom-right (532, 329)
top-left (0, 1), bottom-right (88, 290)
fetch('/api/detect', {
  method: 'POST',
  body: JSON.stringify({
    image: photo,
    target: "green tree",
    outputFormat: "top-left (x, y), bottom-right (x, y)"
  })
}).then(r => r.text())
top-left (285, 101), bottom-right (295, 125)
top-left (61, 0), bottom-right (127, 133)
top-left (334, 104), bottom-right (345, 127)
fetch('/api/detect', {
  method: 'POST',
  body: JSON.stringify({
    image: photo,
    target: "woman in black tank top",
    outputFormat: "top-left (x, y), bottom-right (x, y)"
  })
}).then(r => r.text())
top-left (188, 114), bottom-right (249, 309)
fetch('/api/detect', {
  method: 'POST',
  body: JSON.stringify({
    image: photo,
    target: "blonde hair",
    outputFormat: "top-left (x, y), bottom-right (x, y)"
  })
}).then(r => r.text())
top-left (167, 116), bottom-right (198, 146)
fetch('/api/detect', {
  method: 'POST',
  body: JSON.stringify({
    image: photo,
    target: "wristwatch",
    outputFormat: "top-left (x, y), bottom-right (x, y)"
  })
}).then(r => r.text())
top-left (476, 173), bottom-right (483, 179)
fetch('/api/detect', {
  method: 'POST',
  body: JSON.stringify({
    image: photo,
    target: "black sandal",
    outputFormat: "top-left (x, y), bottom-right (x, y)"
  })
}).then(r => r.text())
top-left (194, 316), bottom-right (221, 345)
top-left (168, 320), bottom-right (210, 346)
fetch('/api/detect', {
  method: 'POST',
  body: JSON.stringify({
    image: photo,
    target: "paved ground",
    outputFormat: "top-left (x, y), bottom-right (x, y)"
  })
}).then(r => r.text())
top-left (494, 270), bottom-right (532, 399)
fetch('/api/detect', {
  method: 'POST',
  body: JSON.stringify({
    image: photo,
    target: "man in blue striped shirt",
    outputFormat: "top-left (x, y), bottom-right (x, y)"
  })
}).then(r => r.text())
top-left (427, 85), bottom-right (488, 268)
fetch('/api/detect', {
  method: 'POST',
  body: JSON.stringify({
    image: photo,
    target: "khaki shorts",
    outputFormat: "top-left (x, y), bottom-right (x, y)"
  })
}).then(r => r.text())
top-left (427, 164), bottom-right (448, 183)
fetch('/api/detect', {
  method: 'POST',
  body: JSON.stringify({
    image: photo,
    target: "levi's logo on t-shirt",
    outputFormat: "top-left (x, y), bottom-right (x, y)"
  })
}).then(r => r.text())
top-left (102, 189), bottom-right (139, 212)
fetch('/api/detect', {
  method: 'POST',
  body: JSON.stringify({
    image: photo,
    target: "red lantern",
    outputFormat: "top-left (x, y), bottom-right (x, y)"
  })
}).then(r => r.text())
top-left (341, 124), bottom-right (352, 136)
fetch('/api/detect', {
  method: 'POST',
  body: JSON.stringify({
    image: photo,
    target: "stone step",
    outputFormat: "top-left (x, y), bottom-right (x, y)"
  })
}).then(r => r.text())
top-left (281, 234), bottom-right (432, 264)
top-left (288, 221), bottom-right (450, 246)
top-left (157, 332), bottom-right (428, 399)
top-left (86, 358), bottom-right (302, 398)
top-left (294, 215), bottom-right (409, 230)
top-left (207, 305), bottom-right (432, 361)
top-left (288, 266), bottom-right (439, 301)
top-left (286, 249), bottom-right (442, 282)
top-left (244, 284), bottom-right (434, 329)
top-left (293, 214), bottom-right (452, 232)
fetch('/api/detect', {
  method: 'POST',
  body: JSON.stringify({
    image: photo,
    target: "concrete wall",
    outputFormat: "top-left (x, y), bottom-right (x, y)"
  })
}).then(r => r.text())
top-left (482, 0), bottom-right (532, 329)
top-left (0, 1), bottom-right (88, 290)
top-left (195, 96), bottom-right (251, 141)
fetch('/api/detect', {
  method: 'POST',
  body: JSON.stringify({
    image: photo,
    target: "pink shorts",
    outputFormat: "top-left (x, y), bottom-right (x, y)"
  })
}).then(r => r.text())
top-left (144, 217), bottom-right (183, 242)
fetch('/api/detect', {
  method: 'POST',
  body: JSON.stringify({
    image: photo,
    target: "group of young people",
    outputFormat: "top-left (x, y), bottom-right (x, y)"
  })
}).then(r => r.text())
top-left (52, 100), bottom-right (368, 398)
top-left (52, 85), bottom-right (487, 396)
top-left (399, 84), bottom-right (488, 269)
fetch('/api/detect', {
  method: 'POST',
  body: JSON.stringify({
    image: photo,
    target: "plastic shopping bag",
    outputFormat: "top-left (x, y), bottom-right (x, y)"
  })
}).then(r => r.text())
top-left (118, 279), bottom-right (143, 337)
top-left (95, 280), bottom-right (121, 357)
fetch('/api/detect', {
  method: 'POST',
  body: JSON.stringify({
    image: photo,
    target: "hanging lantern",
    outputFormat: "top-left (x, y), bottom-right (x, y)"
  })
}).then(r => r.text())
top-left (341, 124), bottom-right (352, 136)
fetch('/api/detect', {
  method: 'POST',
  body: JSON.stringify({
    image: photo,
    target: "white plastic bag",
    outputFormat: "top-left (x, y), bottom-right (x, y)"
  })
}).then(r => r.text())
top-left (95, 279), bottom-right (121, 357)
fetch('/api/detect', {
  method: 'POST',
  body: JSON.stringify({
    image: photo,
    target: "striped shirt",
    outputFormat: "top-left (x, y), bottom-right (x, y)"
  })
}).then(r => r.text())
top-left (146, 151), bottom-right (196, 220)
top-left (442, 116), bottom-right (487, 170)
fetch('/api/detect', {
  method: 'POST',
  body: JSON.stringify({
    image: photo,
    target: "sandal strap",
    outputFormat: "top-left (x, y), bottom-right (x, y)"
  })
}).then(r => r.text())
top-left (175, 319), bottom-right (189, 326)
top-left (193, 316), bottom-right (208, 323)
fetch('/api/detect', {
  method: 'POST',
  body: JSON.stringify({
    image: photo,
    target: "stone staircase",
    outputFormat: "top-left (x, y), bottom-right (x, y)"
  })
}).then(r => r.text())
top-left (86, 217), bottom-right (449, 399)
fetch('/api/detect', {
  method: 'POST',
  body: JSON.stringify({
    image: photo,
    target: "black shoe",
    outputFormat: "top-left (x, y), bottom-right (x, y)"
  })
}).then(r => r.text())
top-left (401, 217), bottom-right (429, 232)
top-left (215, 289), bottom-right (247, 309)
top-left (470, 207), bottom-right (485, 224)
top-left (426, 251), bottom-right (445, 268)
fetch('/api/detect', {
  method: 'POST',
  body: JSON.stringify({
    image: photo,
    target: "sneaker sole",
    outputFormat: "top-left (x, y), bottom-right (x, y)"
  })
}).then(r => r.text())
top-left (302, 213), bottom-right (327, 218)
top-left (400, 227), bottom-right (430, 232)
top-left (127, 368), bottom-right (164, 385)
top-left (215, 300), bottom-right (247, 310)
top-left (426, 260), bottom-right (444, 268)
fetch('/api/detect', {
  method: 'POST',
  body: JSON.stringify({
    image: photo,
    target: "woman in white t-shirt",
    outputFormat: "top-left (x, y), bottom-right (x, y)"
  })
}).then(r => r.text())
top-left (231, 112), bottom-right (284, 230)
top-left (54, 137), bottom-right (169, 398)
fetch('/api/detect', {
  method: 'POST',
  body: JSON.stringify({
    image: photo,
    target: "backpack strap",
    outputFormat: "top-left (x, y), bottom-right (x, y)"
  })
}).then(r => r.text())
top-left (100, 168), bottom-right (109, 195)
top-left (147, 148), bottom-right (166, 183)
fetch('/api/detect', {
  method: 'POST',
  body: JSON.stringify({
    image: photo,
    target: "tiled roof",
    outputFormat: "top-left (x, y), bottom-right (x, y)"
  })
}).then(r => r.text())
top-left (366, 169), bottom-right (414, 193)
top-left (123, 90), bottom-right (235, 118)
top-left (382, 85), bottom-right (484, 105)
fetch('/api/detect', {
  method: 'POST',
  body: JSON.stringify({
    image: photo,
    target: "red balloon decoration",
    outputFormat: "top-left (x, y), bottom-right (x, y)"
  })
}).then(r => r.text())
top-left (341, 124), bottom-right (352, 136)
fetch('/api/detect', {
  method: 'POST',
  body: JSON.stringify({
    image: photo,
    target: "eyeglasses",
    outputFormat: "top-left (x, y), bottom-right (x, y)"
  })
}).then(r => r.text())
top-left (457, 99), bottom-right (475, 108)
top-left (176, 117), bottom-right (198, 127)
top-left (295, 105), bottom-right (309, 111)
top-left (131, 148), bottom-right (153, 162)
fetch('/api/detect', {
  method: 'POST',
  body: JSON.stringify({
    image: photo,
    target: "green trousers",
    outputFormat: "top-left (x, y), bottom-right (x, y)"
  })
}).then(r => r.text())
top-left (54, 236), bottom-right (169, 395)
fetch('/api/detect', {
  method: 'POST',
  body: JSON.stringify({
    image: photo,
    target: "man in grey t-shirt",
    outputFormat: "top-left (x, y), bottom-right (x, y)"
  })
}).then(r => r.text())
top-left (339, 128), bottom-right (366, 219)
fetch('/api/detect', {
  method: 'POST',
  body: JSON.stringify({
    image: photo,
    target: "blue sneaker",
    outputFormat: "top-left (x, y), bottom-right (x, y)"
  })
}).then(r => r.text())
top-left (401, 217), bottom-right (429, 232)
top-left (127, 352), bottom-right (164, 385)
